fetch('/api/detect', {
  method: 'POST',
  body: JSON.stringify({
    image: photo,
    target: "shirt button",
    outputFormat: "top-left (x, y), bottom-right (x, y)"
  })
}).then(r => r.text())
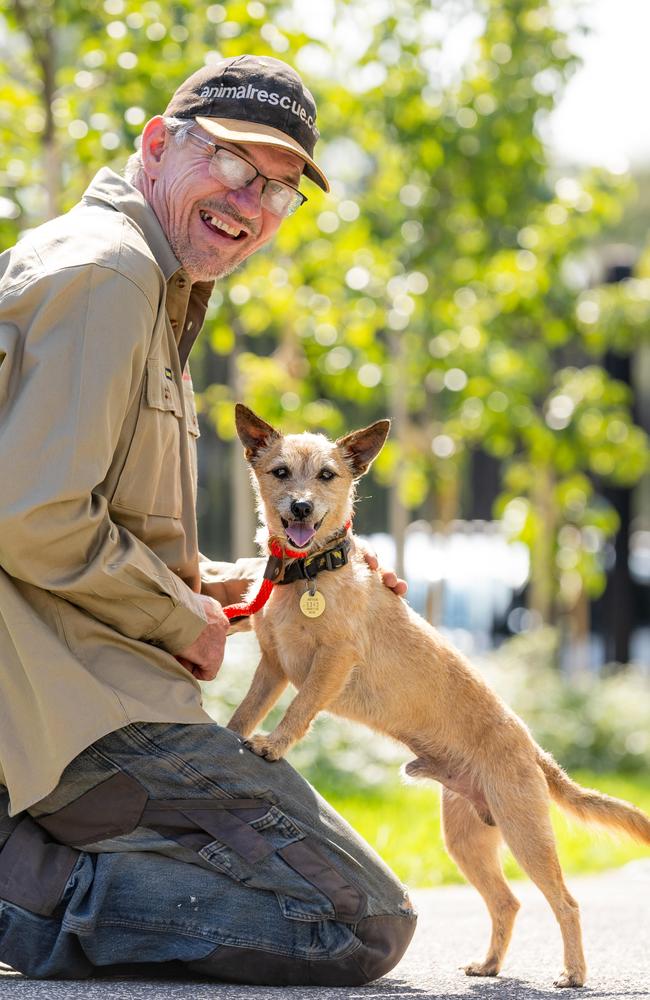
top-left (176, 275), bottom-right (187, 289)
top-left (171, 318), bottom-right (179, 330)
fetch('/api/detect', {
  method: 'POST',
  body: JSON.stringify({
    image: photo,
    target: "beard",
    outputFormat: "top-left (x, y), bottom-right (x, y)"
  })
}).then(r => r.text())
top-left (168, 233), bottom-right (248, 283)
top-left (168, 199), bottom-right (261, 283)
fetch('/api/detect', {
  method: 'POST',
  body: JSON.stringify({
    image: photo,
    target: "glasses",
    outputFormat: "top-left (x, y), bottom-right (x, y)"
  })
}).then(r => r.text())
top-left (186, 130), bottom-right (307, 218)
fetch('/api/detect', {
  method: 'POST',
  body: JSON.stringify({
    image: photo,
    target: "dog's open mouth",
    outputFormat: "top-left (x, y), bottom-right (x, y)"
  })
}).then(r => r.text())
top-left (281, 516), bottom-right (325, 549)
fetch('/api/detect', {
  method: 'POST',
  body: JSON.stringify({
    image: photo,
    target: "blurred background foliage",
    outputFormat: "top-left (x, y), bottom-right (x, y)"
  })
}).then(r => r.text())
top-left (2, 0), bottom-right (649, 878)
top-left (1, 0), bottom-right (648, 638)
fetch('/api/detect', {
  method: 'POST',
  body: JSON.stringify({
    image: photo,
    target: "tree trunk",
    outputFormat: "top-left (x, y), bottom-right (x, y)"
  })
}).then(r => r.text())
top-left (388, 331), bottom-right (407, 579)
top-left (13, 0), bottom-right (61, 218)
top-left (41, 20), bottom-right (60, 218)
top-left (560, 586), bottom-right (591, 676)
top-left (528, 463), bottom-right (556, 624)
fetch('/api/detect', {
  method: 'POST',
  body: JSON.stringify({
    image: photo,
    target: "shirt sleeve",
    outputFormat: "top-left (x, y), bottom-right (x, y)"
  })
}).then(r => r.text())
top-left (0, 263), bottom-right (207, 654)
top-left (199, 553), bottom-right (265, 607)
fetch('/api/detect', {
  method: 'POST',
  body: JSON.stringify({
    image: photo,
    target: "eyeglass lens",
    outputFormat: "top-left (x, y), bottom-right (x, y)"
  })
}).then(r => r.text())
top-left (208, 148), bottom-right (303, 217)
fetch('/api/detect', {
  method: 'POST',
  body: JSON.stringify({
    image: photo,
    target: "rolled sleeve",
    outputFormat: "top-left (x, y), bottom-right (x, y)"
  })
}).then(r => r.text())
top-left (144, 597), bottom-right (208, 653)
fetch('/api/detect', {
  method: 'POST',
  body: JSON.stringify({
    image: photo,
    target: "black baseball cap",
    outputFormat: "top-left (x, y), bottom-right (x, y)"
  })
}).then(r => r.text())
top-left (165, 55), bottom-right (329, 192)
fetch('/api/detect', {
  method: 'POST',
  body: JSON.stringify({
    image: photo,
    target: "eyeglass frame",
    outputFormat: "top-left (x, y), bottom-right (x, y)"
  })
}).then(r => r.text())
top-left (185, 129), bottom-right (308, 217)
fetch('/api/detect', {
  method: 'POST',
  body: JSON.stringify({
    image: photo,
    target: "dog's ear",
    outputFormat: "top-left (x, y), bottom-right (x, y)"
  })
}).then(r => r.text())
top-left (235, 404), bottom-right (280, 461)
top-left (336, 419), bottom-right (390, 477)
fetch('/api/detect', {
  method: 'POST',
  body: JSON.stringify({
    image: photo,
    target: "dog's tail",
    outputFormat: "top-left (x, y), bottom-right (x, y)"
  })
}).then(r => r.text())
top-left (537, 749), bottom-right (650, 844)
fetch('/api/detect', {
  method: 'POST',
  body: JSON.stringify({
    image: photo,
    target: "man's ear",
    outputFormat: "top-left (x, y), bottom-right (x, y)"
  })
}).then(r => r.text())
top-left (235, 404), bottom-right (281, 461)
top-left (336, 419), bottom-right (390, 477)
top-left (140, 116), bottom-right (168, 180)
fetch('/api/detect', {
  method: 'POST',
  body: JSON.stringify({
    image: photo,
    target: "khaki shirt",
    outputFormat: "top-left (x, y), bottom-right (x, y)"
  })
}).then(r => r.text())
top-left (0, 169), bottom-right (249, 815)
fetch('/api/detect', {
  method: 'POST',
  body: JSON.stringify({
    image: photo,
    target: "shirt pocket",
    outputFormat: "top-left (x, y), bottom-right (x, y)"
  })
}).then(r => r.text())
top-left (111, 358), bottom-right (184, 519)
top-left (182, 378), bottom-right (200, 500)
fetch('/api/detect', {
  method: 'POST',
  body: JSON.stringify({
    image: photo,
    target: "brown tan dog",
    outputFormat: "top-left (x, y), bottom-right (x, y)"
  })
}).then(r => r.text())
top-left (228, 403), bottom-right (650, 989)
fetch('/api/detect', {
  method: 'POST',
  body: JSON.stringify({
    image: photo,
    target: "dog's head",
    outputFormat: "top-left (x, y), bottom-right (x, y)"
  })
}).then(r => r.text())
top-left (235, 404), bottom-right (390, 552)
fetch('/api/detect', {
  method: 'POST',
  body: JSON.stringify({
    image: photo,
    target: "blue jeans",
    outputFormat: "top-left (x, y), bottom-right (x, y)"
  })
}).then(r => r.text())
top-left (0, 723), bottom-right (416, 984)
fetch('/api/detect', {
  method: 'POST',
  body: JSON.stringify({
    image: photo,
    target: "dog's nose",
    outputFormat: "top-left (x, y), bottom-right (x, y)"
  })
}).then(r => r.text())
top-left (290, 499), bottom-right (313, 521)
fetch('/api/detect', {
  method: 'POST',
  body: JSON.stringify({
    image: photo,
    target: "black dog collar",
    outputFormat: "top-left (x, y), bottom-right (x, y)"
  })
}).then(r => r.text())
top-left (277, 537), bottom-right (351, 585)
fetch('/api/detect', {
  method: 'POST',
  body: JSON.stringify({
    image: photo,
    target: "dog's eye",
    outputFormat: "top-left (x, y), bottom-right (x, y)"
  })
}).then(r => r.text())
top-left (318, 468), bottom-right (337, 481)
top-left (271, 466), bottom-right (290, 479)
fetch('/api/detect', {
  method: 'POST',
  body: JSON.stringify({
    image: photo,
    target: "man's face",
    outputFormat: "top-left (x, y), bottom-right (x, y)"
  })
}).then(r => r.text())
top-left (143, 119), bottom-right (304, 282)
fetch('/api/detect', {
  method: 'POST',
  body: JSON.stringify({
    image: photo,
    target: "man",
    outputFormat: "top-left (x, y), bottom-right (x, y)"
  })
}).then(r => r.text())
top-left (0, 55), bottom-right (416, 984)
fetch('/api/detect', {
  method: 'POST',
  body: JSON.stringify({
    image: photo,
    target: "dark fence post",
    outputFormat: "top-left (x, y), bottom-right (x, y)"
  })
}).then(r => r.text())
top-left (594, 258), bottom-right (635, 665)
top-left (468, 449), bottom-right (501, 520)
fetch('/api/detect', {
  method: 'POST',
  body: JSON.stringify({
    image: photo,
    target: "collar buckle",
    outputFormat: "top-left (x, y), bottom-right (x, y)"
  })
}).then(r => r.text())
top-left (324, 546), bottom-right (346, 571)
top-left (263, 552), bottom-right (285, 582)
top-left (276, 534), bottom-right (351, 586)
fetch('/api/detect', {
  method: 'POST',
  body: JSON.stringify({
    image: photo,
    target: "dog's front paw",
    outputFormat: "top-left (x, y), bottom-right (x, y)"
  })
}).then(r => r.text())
top-left (243, 734), bottom-right (287, 761)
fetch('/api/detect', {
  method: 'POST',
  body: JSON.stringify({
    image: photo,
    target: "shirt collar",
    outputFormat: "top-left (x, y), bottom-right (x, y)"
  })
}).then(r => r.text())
top-left (81, 168), bottom-right (215, 367)
top-left (81, 167), bottom-right (182, 281)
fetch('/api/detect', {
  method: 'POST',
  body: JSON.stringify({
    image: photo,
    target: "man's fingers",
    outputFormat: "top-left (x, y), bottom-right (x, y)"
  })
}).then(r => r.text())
top-left (174, 654), bottom-right (220, 682)
top-left (195, 666), bottom-right (219, 681)
top-left (380, 569), bottom-right (408, 596)
top-left (358, 542), bottom-right (378, 571)
top-left (359, 543), bottom-right (409, 596)
top-left (175, 656), bottom-right (203, 680)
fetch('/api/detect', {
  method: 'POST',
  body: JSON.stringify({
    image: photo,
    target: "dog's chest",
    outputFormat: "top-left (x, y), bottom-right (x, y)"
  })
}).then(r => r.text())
top-left (276, 629), bottom-right (320, 687)
top-left (255, 575), bottom-right (357, 686)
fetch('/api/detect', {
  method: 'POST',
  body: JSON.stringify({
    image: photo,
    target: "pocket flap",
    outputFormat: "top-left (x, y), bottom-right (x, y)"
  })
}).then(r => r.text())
top-left (183, 380), bottom-right (201, 438)
top-left (146, 358), bottom-right (182, 416)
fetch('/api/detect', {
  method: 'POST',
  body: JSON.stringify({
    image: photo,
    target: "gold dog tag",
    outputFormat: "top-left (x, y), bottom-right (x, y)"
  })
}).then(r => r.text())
top-left (300, 589), bottom-right (326, 618)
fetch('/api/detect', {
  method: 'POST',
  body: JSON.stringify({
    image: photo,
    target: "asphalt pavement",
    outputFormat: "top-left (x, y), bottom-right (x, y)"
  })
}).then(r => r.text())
top-left (1, 863), bottom-right (648, 999)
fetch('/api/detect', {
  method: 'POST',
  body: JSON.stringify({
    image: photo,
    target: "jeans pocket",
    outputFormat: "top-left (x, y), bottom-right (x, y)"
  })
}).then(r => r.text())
top-left (198, 805), bottom-right (342, 923)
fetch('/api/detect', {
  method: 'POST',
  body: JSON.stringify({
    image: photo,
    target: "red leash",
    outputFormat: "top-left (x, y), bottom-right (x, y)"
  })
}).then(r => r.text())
top-left (223, 522), bottom-right (351, 621)
top-left (223, 537), bottom-right (308, 621)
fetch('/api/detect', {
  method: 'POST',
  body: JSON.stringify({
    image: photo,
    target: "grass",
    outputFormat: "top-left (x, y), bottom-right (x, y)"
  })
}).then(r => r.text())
top-left (317, 771), bottom-right (650, 888)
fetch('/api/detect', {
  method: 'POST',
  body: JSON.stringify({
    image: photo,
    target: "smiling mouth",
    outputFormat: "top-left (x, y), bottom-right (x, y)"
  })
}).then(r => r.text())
top-left (199, 209), bottom-right (246, 240)
top-left (281, 516), bottom-right (325, 549)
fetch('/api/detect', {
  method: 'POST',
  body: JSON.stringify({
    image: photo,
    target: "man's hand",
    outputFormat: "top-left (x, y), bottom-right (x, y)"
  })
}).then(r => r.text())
top-left (357, 541), bottom-right (408, 596)
top-left (175, 595), bottom-right (230, 681)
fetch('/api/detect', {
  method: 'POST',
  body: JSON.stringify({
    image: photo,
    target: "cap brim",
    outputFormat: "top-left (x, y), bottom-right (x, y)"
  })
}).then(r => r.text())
top-left (195, 116), bottom-right (329, 193)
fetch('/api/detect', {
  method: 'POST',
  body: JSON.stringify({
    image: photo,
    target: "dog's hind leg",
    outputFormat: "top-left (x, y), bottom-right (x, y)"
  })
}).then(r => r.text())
top-left (489, 766), bottom-right (586, 988)
top-left (406, 756), bottom-right (495, 825)
top-left (441, 787), bottom-right (520, 978)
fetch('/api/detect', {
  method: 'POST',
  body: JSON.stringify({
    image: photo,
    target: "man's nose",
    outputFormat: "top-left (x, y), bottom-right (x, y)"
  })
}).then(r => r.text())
top-left (225, 176), bottom-right (265, 220)
top-left (290, 500), bottom-right (314, 521)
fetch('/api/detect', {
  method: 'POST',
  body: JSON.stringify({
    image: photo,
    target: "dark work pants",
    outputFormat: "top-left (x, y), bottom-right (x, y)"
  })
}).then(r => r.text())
top-left (0, 722), bottom-right (416, 983)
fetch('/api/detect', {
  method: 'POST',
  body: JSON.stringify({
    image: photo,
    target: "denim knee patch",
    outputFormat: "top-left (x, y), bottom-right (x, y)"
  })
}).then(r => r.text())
top-left (35, 770), bottom-right (366, 924)
top-left (186, 911), bottom-right (418, 986)
top-left (0, 816), bottom-right (80, 916)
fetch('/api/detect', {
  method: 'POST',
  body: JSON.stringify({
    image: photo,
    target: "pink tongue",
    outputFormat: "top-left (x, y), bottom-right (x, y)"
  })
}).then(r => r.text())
top-left (286, 523), bottom-right (316, 547)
